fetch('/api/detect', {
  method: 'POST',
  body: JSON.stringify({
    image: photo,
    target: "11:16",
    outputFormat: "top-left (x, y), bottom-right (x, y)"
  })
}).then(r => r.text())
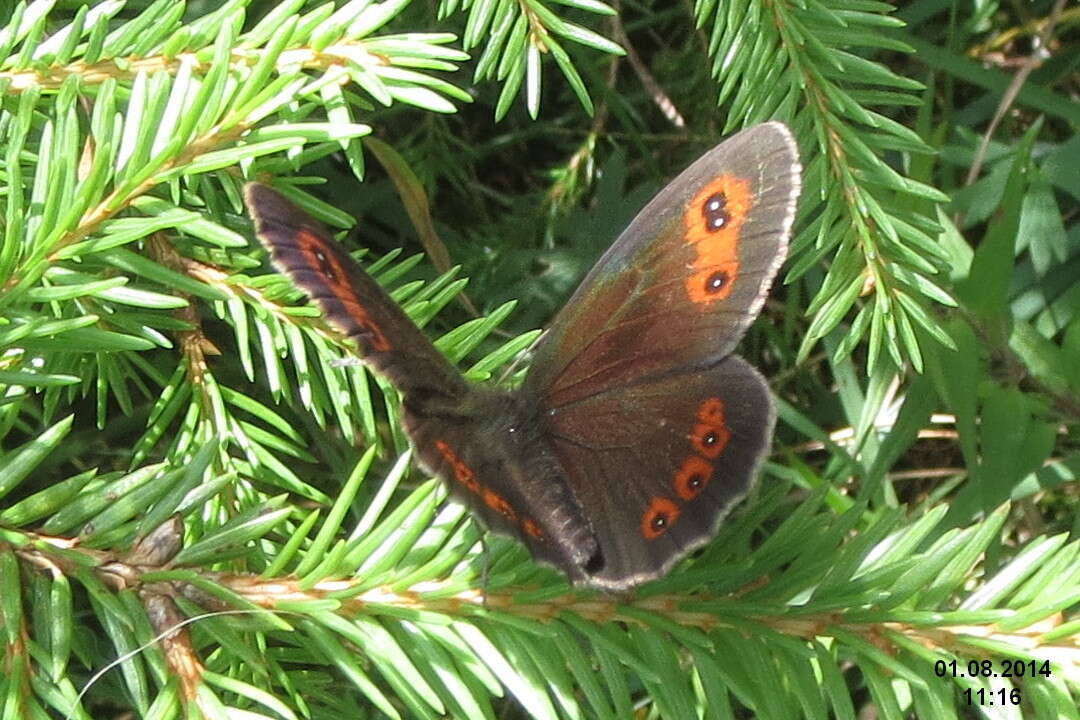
top-left (964, 688), bottom-right (1021, 706)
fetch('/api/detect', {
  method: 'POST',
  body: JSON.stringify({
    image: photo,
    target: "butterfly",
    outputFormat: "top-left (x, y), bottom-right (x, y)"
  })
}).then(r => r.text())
top-left (246, 122), bottom-right (801, 591)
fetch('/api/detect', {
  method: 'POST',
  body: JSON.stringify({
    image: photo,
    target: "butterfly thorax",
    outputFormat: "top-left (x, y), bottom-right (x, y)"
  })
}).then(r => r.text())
top-left (402, 385), bottom-right (603, 583)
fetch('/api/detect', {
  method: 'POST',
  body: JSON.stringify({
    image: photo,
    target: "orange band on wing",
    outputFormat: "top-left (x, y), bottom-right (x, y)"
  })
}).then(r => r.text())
top-left (434, 439), bottom-right (481, 494)
top-left (483, 489), bottom-right (518, 521)
top-left (683, 176), bottom-right (752, 305)
top-left (663, 395), bottom-right (733, 514)
top-left (435, 439), bottom-right (538, 537)
top-left (522, 516), bottom-right (545, 540)
top-left (296, 229), bottom-right (392, 352)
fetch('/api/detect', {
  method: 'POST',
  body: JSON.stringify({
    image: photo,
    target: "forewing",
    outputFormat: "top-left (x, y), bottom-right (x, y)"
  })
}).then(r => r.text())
top-left (246, 183), bottom-right (467, 399)
top-left (405, 393), bottom-right (601, 583)
top-left (525, 123), bottom-right (799, 409)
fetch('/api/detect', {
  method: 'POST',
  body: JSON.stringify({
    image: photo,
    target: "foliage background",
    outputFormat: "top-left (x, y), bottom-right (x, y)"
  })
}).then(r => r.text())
top-left (0, 0), bottom-right (1078, 718)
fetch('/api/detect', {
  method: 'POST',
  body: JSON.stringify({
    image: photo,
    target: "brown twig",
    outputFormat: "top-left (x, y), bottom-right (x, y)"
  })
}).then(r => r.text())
top-left (963, 0), bottom-right (1068, 187)
top-left (610, 0), bottom-right (686, 129)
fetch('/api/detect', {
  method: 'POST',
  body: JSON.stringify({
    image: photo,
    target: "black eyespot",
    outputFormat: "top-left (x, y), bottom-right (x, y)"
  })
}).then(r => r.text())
top-left (687, 473), bottom-right (704, 489)
top-left (651, 514), bottom-right (668, 530)
top-left (703, 431), bottom-right (718, 447)
top-left (702, 192), bottom-right (729, 232)
top-left (705, 270), bottom-right (728, 294)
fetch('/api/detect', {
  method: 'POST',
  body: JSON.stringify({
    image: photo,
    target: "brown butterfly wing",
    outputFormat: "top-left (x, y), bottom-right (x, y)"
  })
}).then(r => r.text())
top-left (540, 356), bottom-right (773, 589)
top-left (245, 183), bottom-right (467, 401)
top-left (249, 183), bottom-right (601, 577)
top-left (523, 122), bottom-right (800, 409)
top-left (521, 123), bottom-right (800, 589)
top-left (247, 121), bottom-right (799, 591)
top-left (403, 389), bottom-right (601, 582)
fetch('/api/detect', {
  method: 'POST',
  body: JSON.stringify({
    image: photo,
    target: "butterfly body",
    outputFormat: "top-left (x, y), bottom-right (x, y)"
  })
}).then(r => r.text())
top-left (247, 122), bottom-right (801, 591)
